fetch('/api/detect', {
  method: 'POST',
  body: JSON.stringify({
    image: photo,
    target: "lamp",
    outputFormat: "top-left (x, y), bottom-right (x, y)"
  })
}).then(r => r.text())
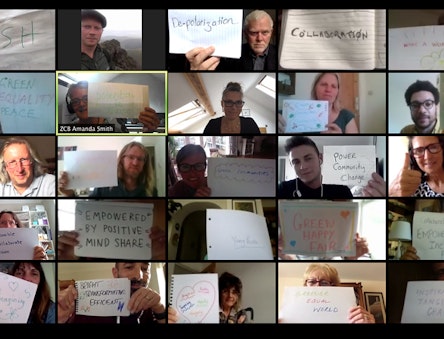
top-left (389, 220), bottom-right (412, 259)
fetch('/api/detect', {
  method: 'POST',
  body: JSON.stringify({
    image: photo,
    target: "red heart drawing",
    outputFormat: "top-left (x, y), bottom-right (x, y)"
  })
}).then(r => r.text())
top-left (340, 210), bottom-right (350, 219)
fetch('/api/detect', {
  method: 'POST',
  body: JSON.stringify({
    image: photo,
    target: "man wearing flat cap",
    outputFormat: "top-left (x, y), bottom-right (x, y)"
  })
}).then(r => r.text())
top-left (81, 9), bottom-right (114, 70)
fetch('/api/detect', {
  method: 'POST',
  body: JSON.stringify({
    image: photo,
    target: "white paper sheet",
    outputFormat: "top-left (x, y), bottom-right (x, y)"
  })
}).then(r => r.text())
top-left (169, 273), bottom-right (219, 323)
top-left (168, 9), bottom-right (243, 58)
top-left (0, 228), bottom-right (39, 260)
top-left (75, 278), bottom-right (130, 317)
top-left (74, 201), bottom-right (153, 260)
top-left (279, 286), bottom-right (356, 323)
top-left (206, 209), bottom-right (273, 260)
top-left (279, 200), bottom-right (358, 257)
top-left (0, 272), bottom-right (38, 323)
top-left (63, 150), bottom-right (118, 189)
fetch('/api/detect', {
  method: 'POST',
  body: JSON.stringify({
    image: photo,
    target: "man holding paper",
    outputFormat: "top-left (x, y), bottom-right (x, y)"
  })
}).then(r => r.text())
top-left (168, 10), bottom-right (277, 71)
top-left (278, 136), bottom-right (386, 198)
top-left (58, 141), bottom-right (157, 197)
top-left (58, 262), bottom-right (167, 324)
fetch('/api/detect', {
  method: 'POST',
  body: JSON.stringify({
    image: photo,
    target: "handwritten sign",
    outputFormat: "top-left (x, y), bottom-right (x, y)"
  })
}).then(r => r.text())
top-left (88, 82), bottom-right (149, 119)
top-left (0, 271), bottom-right (38, 323)
top-left (0, 228), bottom-right (39, 260)
top-left (389, 25), bottom-right (444, 70)
top-left (206, 209), bottom-right (273, 260)
top-left (63, 150), bottom-right (118, 189)
top-left (279, 286), bottom-right (356, 323)
top-left (322, 145), bottom-right (375, 186)
top-left (207, 157), bottom-right (275, 197)
top-left (401, 281), bottom-right (444, 323)
top-left (0, 72), bottom-right (55, 133)
top-left (74, 201), bottom-right (153, 260)
top-left (0, 10), bottom-right (55, 70)
top-left (279, 200), bottom-right (358, 257)
top-left (75, 278), bottom-right (130, 317)
top-left (283, 99), bottom-right (328, 133)
top-left (168, 9), bottom-right (243, 58)
top-left (279, 9), bottom-right (386, 70)
top-left (412, 211), bottom-right (444, 259)
top-left (169, 273), bottom-right (219, 323)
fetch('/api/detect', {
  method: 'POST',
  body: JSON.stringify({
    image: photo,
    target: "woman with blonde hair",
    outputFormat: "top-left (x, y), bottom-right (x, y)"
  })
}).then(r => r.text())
top-left (300, 263), bottom-right (375, 323)
top-left (278, 72), bottom-right (359, 134)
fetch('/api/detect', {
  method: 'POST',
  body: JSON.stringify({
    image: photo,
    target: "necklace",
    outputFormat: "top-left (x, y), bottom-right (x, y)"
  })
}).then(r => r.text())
top-left (221, 117), bottom-right (240, 133)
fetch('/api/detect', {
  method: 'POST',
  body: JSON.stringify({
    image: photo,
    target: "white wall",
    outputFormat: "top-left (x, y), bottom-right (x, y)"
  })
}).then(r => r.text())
top-left (388, 72), bottom-right (439, 133)
top-left (359, 72), bottom-right (386, 133)
top-left (388, 136), bottom-right (409, 186)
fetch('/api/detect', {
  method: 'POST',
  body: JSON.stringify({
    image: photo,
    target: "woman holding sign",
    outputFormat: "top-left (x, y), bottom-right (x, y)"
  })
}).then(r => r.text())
top-left (10, 262), bottom-right (56, 323)
top-left (278, 263), bottom-right (375, 324)
top-left (0, 211), bottom-right (48, 260)
top-left (278, 73), bottom-right (359, 134)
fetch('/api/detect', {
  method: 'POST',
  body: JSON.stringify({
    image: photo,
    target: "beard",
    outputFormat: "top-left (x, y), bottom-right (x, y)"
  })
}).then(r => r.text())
top-left (130, 278), bottom-right (147, 294)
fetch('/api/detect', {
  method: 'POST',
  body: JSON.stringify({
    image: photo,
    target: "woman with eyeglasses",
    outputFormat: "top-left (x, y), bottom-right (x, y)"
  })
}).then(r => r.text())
top-left (278, 73), bottom-right (359, 134)
top-left (0, 211), bottom-right (48, 260)
top-left (168, 144), bottom-right (212, 197)
top-left (203, 82), bottom-right (261, 135)
top-left (389, 136), bottom-right (444, 197)
top-left (279, 263), bottom-right (375, 324)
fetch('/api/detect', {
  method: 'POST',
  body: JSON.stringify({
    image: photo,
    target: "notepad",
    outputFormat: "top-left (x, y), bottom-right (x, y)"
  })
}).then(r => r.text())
top-left (278, 9), bottom-right (386, 70)
top-left (169, 273), bottom-right (219, 323)
top-left (75, 278), bottom-right (130, 317)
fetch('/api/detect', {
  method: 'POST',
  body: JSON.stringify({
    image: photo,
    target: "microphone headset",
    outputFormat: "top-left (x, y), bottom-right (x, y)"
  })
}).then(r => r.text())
top-left (65, 81), bottom-right (88, 114)
top-left (293, 159), bottom-right (323, 198)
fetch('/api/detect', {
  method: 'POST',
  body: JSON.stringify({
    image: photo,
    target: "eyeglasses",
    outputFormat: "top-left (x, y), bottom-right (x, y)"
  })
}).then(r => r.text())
top-left (409, 99), bottom-right (435, 112)
top-left (305, 279), bottom-right (333, 286)
top-left (246, 30), bottom-right (271, 37)
top-left (124, 155), bottom-right (145, 163)
top-left (223, 100), bottom-right (245, 108)
top-left (70, 95), bottom-right (88, 106)
top-left (4, 158), bottom-right (32, 169)
top-left (411, 143), bottom-right (442, 157)
top-left (0, 220), bottom-right (16, 227)
top-left (178, 163), bottom-right (206, 173)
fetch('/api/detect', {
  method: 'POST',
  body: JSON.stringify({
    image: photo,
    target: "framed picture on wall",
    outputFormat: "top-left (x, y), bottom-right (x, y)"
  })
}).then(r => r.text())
top-left (232, 200), bottom-right (256, 213)
top-left (364, 292), bottom-right (386, 324)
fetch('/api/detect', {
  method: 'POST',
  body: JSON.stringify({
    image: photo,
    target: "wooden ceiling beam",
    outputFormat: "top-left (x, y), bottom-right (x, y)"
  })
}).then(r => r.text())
top-left (183, 73), bottom-right (215, 116)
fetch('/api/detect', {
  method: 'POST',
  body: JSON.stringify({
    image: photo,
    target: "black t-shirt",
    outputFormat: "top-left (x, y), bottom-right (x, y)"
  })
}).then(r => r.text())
top-left (277, 178), bottom-right (353, 199)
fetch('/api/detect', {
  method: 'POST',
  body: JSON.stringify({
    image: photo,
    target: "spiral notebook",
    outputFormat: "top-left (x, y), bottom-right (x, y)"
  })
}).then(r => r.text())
top-left (279, 9), bottom-right (386, 70)
top-left (75, 278), bottom-right (130, 317)
top-left (169, 273), bottom-right (219, 323)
